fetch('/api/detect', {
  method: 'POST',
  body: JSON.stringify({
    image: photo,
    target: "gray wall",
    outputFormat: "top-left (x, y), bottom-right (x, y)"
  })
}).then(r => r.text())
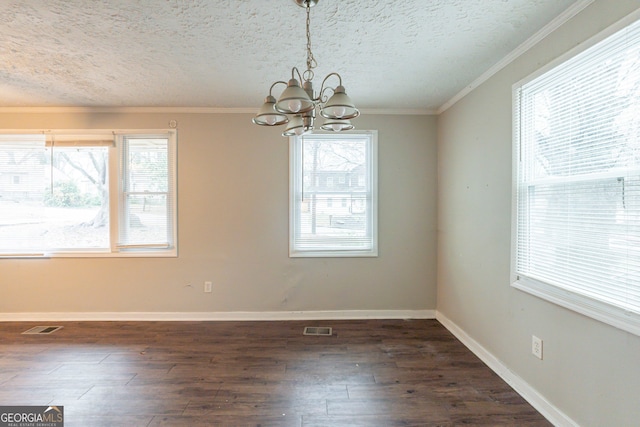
top-left (437, 1), bottom-right (640, 425)
top-left (0, 112), bottom-right (437, 315)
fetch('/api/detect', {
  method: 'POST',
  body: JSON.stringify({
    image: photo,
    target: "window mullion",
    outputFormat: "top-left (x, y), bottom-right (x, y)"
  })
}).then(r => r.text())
top-left (109, 140), bottom-right (120, 253)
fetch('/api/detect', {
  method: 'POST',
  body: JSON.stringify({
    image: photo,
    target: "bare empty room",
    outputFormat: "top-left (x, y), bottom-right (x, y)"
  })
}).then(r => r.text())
top-left (0, 1), bottom-right (639, 426)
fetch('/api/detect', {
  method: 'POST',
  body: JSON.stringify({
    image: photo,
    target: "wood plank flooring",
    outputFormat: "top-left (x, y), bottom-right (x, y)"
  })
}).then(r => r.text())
top-left (0, 319), bottom-right (551, 426)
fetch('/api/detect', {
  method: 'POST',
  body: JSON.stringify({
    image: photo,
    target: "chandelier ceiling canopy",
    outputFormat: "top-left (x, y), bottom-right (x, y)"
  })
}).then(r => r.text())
top-left (252, 0), bottom-right (359, 137)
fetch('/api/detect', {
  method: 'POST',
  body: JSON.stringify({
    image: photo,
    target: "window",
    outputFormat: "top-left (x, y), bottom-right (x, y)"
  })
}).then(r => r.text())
top-left (513, 16), bottom-right (640, 335)
top-left (0, 130), bottom-right (177, 257)
top-left (290, 131), bottom-right (377, 257)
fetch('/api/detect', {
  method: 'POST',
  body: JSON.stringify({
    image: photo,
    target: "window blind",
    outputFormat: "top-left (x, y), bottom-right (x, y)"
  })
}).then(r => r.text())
top-left (290, 132), bottom-right (378, 257)
top-left (0, 130), bottom-right (176, 257)
top-left (0, 135), bottom-right (46, 254)
top-left (514, 17), bottom-right (640, 331)
top-left (118, 135), bottom-right (175, 249)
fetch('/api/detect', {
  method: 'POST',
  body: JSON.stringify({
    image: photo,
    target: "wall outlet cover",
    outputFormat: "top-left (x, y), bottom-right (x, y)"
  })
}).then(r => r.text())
top-left (532, 335), bottom-right (543, 360)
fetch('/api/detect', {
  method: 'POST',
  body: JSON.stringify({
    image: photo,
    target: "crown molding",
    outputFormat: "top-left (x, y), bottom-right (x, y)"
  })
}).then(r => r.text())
top-left (437, 0), bottom-right (595, 114)
top-left (0, 107), bottom-right (253, 114)
top-left (0, 106), bottom-right (436, 115)
top-left (360, 108), bottom-right (436, 115)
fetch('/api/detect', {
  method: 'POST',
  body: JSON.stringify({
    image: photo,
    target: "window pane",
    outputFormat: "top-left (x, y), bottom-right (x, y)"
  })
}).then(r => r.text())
top-left (302, 138), bottom-right (367, 246)
top-left (44, 147), bottom-right (110, 249)
top-left (0, 143), bottom-right (109, 252)
top-left (119, 137), bottom-right (172, 248)
top-left (291, 132), bottom-right (377, 257)
top-left (122, 194), bottom-right (168, 244)
top-left (0, 138), bottom-right (46, 253)
top-left (126, 139), bottom-right (168, 192)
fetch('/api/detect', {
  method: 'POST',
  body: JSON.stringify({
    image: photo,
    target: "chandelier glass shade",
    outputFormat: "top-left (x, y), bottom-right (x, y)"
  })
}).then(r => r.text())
top-left (274, 79), bottom-right (315, 115)
top-left (252, 0), bottom-right (359, 137)
top-left (252, 92), bottom-right (289, 126)
top-left (320, 118), bottom-right (354, 132)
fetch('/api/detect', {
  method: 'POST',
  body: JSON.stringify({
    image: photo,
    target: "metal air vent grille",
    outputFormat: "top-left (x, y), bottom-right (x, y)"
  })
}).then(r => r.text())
top-left (22, 326), bottom-right (64, 335)
top-left (303, 326), bottom-right (332, 336)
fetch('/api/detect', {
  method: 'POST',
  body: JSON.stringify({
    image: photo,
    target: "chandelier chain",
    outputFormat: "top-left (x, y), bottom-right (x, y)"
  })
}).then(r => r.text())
top-left (304, 3), bottom-right (317, 82)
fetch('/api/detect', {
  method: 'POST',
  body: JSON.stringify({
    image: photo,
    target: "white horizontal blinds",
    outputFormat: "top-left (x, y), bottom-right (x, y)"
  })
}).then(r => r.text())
top-left (294, 133), bottom-right (373, 252)
top-left (118, 135), bottom-right (173, 249)
top-left (516, 18), bottom-right (640, 313)
top-left (0, 135), bottom-right (46, 254)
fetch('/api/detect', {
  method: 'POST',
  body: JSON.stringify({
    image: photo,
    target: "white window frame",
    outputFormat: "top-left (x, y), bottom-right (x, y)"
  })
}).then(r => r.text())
top-left (0, 129), bottom-right (177, 258)
top-left (511, 12), bottom-right (640, 336)
top-left (290, 131), bottom-right (378, 258)
top-left (115, 133), bottom-right (178, 257)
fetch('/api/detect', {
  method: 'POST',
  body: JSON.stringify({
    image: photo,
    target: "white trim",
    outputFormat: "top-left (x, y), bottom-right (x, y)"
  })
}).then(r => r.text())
top-left (512, 278), bottom-right (640, 337)
top-left (289, 131), bottom-right (379, 258)
top-left (360, 108), bottom-right (435, 116)
top-left (436, 311), bottom-right (579, 427)
top-left (438, 0), bottom-right (595, 113)
top-left (0, 107), bottom-right (254, 114)
top-left (513, 7), bottom-right (640, 91)
top-left (0, 106), bottom-right (435, 116)
top-left (0, 309), bottom-right (435, 322)
top-left (0, 128), bottom-right (173, 135)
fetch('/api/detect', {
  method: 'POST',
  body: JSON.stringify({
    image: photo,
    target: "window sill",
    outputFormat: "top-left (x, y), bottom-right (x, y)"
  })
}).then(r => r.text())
top-left (512, 275), bottom-right (640, 337)
top-left (290, 249), bottom-right (378, 258)
top-left (0, 249), bottom-right (177, 259)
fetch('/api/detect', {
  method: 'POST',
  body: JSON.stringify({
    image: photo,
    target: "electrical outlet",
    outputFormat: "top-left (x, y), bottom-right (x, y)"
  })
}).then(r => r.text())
top-left (204, 281), bottom-right (212, 293)
top-left (532, 335), bottom-right (543, 360)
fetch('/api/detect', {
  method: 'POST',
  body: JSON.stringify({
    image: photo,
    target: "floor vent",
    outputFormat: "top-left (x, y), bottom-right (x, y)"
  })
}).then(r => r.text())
top-left (22, 326), bottom-right (63, 335)
top-left (303, 326), bottom-right (332, 336)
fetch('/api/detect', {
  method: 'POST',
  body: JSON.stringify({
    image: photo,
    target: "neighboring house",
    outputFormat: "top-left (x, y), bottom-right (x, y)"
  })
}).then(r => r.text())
top-left (0, 163), bottom-right (43, 202)
top-left (0, 149), bottom-right (100, 203)
top-left (302, 164), bottom-right (366, 230)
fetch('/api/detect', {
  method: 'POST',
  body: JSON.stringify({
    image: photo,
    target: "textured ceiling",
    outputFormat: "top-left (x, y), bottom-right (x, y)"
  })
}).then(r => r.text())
top-left (0, 0), bottom-right (579, 111)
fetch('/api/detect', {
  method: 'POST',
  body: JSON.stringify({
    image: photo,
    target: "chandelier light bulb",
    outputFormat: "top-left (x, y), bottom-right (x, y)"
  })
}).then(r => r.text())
top-left (320, 118), bottom-right (354, 132)
top-left (265, 116), bottom-right (277, 125)
top-left (333, 106), bottom-right (347, 118)
top-left (288, 99), bottom-right (302, 113)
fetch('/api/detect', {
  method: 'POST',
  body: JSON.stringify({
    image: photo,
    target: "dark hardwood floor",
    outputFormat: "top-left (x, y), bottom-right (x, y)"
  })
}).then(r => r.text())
top-left (0, 319), bottom-right (551, 426)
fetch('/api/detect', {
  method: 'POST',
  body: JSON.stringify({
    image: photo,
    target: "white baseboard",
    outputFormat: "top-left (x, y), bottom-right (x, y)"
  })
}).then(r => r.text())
top-left (435, 311), bottom-right (578, 427)
top-left (0, 309), bottom-right (436, 322)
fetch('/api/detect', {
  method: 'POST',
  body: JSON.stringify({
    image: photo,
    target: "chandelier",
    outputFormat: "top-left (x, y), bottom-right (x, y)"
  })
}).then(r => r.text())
top-left (252, 0), bottom-right (359, 137)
